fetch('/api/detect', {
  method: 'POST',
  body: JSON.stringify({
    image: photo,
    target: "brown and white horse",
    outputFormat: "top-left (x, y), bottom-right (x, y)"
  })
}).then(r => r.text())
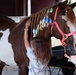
top-left (0, 1), bottom-right (76, 75)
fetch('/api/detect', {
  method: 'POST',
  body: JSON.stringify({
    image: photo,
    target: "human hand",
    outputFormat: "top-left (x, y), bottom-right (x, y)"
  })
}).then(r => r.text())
top-left (25, 20), bottom-right (31, 29)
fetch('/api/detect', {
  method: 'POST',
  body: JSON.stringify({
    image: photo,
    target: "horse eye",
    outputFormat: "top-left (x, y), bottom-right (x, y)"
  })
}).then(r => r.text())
top-left (62, 19), bottom-right (67, 23)
top-left (66, 7), bottom-right (70, 12)
top-left (67, 8), bottom-right (69, 11)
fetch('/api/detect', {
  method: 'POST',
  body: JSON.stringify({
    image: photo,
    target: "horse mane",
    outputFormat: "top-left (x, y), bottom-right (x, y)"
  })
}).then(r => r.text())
top-left (66, 5), bottom-right (76, 24)
top-left (30, 5), bottom-right (51, 27)
top-left (29, 5), bottom-right (54, 38)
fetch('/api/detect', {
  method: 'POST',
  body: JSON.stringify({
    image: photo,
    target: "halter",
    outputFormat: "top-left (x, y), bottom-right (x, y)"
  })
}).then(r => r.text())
top-left (51, 7), bottom-right (76, 47)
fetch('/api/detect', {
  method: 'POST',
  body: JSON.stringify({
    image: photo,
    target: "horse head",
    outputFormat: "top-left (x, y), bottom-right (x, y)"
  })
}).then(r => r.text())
top-left (29, 0), bottom-right (76, 54)
top-left (62, 2), bottom-right (76, 53)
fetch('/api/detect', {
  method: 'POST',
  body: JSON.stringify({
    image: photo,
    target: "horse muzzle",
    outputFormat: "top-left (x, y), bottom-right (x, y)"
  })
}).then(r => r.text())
top-left (67, 40), bottom-right (76, 55)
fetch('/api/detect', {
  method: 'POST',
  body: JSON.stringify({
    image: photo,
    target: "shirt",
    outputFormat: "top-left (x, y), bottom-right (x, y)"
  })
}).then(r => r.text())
top-left (26, 47), bottom-right (50, 75)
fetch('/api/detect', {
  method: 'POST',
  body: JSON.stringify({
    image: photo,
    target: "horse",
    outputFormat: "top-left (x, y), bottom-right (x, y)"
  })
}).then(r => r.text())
top-left (0, 0), bottom-right (76, 75)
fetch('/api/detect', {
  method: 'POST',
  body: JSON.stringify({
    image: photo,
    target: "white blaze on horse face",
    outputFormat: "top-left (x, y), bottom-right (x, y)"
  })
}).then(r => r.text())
top-left (0, 29), bottom-right (17, 66)
top-left (62, 15), bottom-right (76, 50)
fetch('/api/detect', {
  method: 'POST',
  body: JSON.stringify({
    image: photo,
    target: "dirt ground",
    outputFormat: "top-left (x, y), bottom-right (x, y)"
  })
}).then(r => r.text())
top-left (2, 66), bottom-right (18, 75)
top-left (2, 65), bottom-right (76, 75)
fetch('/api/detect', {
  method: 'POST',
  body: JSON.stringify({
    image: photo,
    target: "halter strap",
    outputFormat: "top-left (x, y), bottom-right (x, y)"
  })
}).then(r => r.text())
top-left (54, 7), bottom-right (58, 21)
top-left (51, 7), bottom-right (76, 46)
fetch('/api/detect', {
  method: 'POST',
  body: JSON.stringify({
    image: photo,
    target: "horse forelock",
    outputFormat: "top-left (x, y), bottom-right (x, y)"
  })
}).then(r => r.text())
top-left (66, 5), bottom-right (76, 24)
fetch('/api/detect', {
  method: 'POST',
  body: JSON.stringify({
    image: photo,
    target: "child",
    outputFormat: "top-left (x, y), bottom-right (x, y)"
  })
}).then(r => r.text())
top-left (24, 20), bottom-right (51, 75)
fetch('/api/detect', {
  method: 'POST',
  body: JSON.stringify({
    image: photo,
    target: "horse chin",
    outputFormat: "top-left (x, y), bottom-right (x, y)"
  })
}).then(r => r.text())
top-left (68, 44), bottom-right (76, 55)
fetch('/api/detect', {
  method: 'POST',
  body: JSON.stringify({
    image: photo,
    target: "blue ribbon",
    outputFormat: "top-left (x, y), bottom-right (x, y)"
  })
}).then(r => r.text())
top-left (45, 17), bottom-right (52, 24)
top-left (33, 29), bottom-right (38, 35)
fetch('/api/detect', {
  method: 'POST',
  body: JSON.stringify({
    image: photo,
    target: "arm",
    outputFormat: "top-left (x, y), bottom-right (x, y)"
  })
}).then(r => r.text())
top-left (24, 20), bottom-right (31, 50)
top-left (24, 20), bottom-right (36, 60)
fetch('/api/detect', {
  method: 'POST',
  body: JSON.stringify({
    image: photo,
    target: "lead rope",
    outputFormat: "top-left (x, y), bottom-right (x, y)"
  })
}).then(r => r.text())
top-left (63, 47), bottom-right (76, 60)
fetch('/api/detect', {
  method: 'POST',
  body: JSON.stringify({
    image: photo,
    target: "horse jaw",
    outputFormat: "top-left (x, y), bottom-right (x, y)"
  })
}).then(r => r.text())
top-left (62, 15), bottom-right (76, 51)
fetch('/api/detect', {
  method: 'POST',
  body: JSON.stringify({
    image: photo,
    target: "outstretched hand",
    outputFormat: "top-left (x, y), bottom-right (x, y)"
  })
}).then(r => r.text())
top-left (24, 19), bottom-right (31, 49)
top-left (25, 20), bottom-right (31, 29)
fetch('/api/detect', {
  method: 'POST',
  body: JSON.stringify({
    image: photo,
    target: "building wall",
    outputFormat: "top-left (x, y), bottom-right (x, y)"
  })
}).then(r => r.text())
top-left (31, 0), bottom-right (62, 14)
top-left (0, 0), bottom-right (62, 16)
top-left (0, 0), bottom-right (24, 16)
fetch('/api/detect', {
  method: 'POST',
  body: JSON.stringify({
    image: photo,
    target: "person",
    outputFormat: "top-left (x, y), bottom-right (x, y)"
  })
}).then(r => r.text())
top-left (24, 20), bottom-right (51, 75)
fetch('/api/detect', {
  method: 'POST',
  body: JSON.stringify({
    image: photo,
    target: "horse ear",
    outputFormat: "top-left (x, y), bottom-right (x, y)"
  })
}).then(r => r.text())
top-left (70, 2), bottom-right (76, 9)
top-left (58, 0), bottom-right (68, 9)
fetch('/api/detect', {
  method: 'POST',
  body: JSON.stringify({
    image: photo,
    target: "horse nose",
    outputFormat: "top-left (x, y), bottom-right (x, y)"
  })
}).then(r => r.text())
top-left (67, 40), bottom-right (75, 51)
top-left (66, 40), bottom-right (76, 54)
